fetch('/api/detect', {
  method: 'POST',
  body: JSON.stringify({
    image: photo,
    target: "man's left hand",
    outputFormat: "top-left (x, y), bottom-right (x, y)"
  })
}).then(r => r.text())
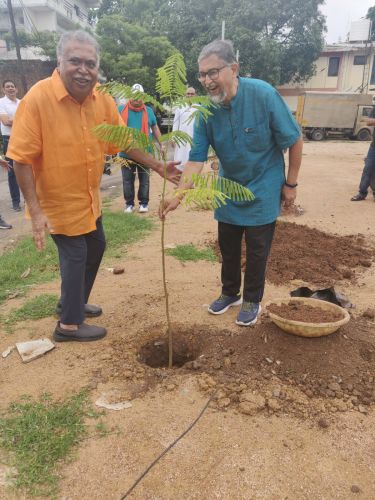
top-left (155, 161), bottom-right (182, 185)
top-left (282, 185), bottom-right (297, 208)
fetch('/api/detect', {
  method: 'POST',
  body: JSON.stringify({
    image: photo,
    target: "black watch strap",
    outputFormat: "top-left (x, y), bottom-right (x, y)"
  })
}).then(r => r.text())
top-left (285, 181), bottom-right (298, 188)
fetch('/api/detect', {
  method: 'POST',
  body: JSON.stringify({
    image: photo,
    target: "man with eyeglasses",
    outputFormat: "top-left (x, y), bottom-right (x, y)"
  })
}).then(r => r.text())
top-left (7, 30), bottom-right (181, 343)
top-left (161, 39), bottom-right (303, 327)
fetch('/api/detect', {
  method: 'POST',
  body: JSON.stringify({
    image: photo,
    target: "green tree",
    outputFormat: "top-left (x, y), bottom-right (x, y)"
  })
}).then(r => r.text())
top-left (112, 0), bottom-right (326, 87)
top-left (4, 30), bottom-right (59, 61)
top-left (96, 15), bottom-right (176, 91)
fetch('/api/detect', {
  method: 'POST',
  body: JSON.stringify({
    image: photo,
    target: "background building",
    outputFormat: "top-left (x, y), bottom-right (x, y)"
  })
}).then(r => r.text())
top-left (278, 19), bottom-right (375, 112)
top-left (0, 0), bottom-right (97, 60)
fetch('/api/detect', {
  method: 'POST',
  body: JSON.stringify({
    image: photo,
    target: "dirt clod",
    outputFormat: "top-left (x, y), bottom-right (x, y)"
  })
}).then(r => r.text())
top-left (318, 417), bottom-right (330, 429)
top-left (362, 308), bottom-right (375, 320)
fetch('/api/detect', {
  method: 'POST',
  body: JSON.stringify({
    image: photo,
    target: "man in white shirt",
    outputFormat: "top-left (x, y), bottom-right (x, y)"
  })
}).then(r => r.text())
top-left (0, 80), bottom-right (21, 211)
top-left (172, 87), bottom-right (196, 170)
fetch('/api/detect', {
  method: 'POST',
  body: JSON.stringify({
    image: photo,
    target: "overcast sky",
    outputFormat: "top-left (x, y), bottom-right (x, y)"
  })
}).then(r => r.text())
top-left (321, 0), bottom-right (374, 43)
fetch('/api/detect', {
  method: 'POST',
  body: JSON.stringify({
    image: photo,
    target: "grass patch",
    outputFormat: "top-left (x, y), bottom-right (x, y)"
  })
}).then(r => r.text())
top-left (102, 209), bottom-right (153, 258)
top-left (0, 210), bottom-right (153, 305)
top-left (166, 244), bottom-right (218, 262)
top-left (0, 236), bottom-right (59, 305)
top-left (1, 293), bottom-right (58, 332)
top-left (0, 392), bottom-right (101, 497)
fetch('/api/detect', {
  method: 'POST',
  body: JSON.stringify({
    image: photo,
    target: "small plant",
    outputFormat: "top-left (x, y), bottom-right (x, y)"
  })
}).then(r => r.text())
top-left (166, 244), bottom-right (217, 262)
top-left (93, 52), bottom-right (254, 367)
top-left (0, 392), bottom-right (99, 497)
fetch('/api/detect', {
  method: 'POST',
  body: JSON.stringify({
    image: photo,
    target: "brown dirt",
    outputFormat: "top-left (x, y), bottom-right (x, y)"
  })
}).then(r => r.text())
top-left (267, 300), bottom-right (344, 322)
top-left (267, 221), bottom-right (375, 286)
top-left (1, 142), bottom-right (375, 499)
top-left (99, 315), bottom-right (375, 421)
top-left (214, 220), bottom-right (375, 286)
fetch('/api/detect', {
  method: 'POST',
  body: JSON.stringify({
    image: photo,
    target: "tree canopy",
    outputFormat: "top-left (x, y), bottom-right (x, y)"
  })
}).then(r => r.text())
top-left (96, 14), bottom-right (176, 91)
top-left (94, 0), bottom-right (326, 86)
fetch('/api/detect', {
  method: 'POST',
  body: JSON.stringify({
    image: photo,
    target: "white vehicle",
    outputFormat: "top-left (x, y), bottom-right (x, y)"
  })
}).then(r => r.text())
top-left (296, 92), bottom-right (374, 141)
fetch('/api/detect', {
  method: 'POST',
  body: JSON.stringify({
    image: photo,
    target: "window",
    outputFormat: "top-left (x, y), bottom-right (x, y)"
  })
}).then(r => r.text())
top-left (328, 57), bottom-right (340, 77)
top-left (354, 55), bottom-right (367, 66)
top-left (362, 107), bottom-right (373, 117)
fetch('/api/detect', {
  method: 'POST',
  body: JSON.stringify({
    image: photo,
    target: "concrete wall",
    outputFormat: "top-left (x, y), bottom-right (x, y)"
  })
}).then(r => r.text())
top-left (0, 59), bottom-right (55, 97)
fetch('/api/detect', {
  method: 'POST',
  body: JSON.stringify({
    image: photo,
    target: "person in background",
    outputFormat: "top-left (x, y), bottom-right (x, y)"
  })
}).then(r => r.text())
top-left (118, 84), bottom-right (163, 213)
top-left (7, 31), bottom-right (180, 343)
top-left (0, 157), bottom-right (12, 228)
top-left (0, 80), bottom-right (22, 211)
top-left (351, 106), bottom-right (375, 201)
top-left (160, 39), bottom-right (303, 327)
top-left (172, 86), bottom-right (196, 171)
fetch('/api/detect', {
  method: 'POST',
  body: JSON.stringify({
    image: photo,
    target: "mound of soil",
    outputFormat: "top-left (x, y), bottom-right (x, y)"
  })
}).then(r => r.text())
top-left (214, 221), bottom-right (375, 286)
top-left (267, 222), bottom-right (374, 285)
top-left (105, 317), bottom-right (375, 419)
top-left (267, 301), bottom-right (344, 323)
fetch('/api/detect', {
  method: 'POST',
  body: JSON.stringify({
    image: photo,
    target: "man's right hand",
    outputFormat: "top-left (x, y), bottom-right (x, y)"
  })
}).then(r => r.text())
top-left (155, 161), bottom-right (182, 185)
top-left (31, 213), bottom-right (50, 251)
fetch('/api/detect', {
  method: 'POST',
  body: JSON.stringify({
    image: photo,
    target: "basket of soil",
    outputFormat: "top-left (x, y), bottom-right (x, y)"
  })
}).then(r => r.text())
top-left (265, 297), bottom-right (350, 338)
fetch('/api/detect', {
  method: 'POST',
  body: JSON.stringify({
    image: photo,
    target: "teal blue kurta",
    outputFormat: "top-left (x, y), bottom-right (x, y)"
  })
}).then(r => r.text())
top-left (189, 77), bottom-right (301, 226)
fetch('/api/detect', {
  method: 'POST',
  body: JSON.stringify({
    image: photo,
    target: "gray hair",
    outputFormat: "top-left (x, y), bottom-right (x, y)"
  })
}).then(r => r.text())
top-left (198, 40), bottom-right (237, 64)
top-left (56, 30), bottom-right (100, 63)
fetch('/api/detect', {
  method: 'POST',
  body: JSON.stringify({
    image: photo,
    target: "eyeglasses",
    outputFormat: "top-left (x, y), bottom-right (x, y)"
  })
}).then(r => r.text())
top-left (196, 65), bottom-right (228, 82)
top-left (67, 57), bottom-right (98, 70)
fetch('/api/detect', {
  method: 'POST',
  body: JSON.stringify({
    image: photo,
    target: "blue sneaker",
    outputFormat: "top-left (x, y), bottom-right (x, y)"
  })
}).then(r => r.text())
top-left (208, 294), bottom-right (242, 315)
top-left (236, 302), bottom-right (261, 326)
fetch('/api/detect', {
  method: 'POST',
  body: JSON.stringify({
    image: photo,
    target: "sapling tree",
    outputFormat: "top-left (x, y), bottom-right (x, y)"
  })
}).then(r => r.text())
top-left (93, 52), bottom-right (254, 367)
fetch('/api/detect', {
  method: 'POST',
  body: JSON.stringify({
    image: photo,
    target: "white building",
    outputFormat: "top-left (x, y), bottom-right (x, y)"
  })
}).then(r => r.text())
top-left (278, 19), bottom-right (375, 112)
top-left (0, 0), bottom-right (98, 60)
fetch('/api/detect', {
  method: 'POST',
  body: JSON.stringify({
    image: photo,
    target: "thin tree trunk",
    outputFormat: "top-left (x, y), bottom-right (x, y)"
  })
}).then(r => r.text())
top-left (160, 150), bottom-right (173, 368)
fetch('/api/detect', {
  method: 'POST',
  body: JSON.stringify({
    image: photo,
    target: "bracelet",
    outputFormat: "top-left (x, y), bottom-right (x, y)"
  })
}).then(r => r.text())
top-left (284, 181), bottom-right (298, 188)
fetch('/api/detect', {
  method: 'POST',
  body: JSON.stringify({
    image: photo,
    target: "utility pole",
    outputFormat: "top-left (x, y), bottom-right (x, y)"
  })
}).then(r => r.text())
top-left (7, 0), bottom-right (28, 95)
top-left (221, 20), bottom-right (225, 40)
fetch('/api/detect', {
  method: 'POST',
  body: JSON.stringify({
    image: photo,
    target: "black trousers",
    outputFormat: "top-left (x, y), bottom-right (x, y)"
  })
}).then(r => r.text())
top-left (2, 135), bottom-right (21, 207)
top-left (218, 220), bottom-right (276, 303)
top-left (51, 218), bottom-right (106, 324)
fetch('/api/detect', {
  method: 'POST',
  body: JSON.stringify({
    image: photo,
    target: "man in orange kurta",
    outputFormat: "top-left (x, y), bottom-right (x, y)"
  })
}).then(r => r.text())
top-left (7, 30), bottom-right (180, 342)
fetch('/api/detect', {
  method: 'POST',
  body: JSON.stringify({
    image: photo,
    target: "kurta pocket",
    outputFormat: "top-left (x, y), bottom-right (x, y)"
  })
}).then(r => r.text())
top-left (243, 120), bottom-right (271, 151)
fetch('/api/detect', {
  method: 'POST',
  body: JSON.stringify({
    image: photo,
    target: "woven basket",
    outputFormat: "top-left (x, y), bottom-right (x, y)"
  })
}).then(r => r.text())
top-left (265, 297), bottom-right (350, 338)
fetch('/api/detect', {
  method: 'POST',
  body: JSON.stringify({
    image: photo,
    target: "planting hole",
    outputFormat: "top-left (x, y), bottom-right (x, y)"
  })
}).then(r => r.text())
top-left (138, 338), bottom-right (198, 368)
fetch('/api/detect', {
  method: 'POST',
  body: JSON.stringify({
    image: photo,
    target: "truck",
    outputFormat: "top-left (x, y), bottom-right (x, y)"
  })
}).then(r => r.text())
top-left (295, 92), bottom-right (374, 141)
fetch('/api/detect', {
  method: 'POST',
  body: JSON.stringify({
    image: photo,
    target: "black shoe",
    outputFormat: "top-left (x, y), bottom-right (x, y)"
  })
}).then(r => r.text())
top-left (0, 217), bottom-right (12, 229)
top-left (12, 204), bottom-right (22, 212)
top-left (53, 322), bottom-right (107, 342)
top-left (350, 193), bottom-right (366, 201)
top-left (55, 303), bottom-right (103, 318)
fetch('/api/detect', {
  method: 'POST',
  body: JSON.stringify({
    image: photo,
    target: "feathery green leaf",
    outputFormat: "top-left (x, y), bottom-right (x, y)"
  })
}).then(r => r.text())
top-left (176, 173), bottom-right (255, 210)
top-left (93, 124), bottom-right (156, 154)
top-left (160, 130), bottom-right (193, 147)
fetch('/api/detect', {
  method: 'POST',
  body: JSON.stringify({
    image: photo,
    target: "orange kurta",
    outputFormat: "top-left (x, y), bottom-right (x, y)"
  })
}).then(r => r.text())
top-left (7, 69), bottom-right (120, 236)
